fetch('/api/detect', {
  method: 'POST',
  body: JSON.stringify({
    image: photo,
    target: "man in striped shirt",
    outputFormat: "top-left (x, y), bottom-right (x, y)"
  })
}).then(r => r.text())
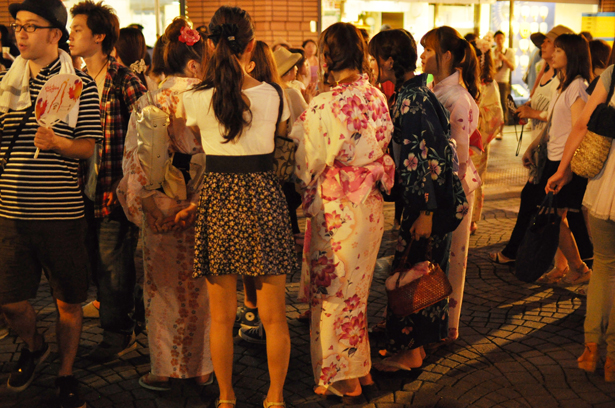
top-left (0, 0), bottom-right (102, 406)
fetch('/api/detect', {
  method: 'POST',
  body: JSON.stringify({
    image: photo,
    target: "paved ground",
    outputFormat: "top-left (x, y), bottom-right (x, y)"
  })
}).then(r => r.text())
top-left (2, 126), bottom-right (615, 408)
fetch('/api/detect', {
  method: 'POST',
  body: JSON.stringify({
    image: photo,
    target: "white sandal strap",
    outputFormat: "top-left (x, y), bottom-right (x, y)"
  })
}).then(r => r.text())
top-left (216, 399), bottom-right (236, 407)
top-left (264, 400), bottom-right (286, 407)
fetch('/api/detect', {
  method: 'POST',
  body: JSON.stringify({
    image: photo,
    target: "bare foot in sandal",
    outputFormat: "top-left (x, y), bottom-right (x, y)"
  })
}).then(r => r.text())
top-left (488, 252), bottom-right (515, 265)
top-left (560, 263), bottom-right (591, 286)
top-left (537, 265), bottom-right (569, 284)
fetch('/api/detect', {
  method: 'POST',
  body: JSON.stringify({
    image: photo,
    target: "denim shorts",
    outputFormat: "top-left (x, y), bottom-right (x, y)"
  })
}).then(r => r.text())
top-left (0, 217), bottom-right (90, 305)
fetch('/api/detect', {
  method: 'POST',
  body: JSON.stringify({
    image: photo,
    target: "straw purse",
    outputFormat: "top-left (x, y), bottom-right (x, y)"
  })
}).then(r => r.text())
top-left (571, 68), bottom-right (615, 178)
top-left (386, 239), bottom-right (452, 317)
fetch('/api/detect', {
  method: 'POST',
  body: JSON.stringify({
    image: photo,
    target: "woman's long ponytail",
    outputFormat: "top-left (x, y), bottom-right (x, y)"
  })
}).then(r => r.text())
top-left (457, 39), bottom-right (481, 102)
top-left (194, 6), bottom-right (254, 143)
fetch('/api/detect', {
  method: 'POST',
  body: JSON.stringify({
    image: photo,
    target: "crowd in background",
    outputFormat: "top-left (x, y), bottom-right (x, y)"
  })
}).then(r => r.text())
top-left (1, 1), bottom-right (615, 408)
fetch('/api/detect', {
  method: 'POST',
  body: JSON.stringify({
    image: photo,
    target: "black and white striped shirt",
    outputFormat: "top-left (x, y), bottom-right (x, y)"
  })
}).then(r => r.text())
top-left (0, 59), bottom-right (103, 220)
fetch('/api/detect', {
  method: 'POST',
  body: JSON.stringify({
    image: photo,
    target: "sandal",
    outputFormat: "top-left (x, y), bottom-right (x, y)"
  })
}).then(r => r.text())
top-left (560, 263), bottom-right (592, 286)
top-left (536, 266), bottom-right (569, 284)
top-left (215, 399), bottom-right (236, 407)
top-left (488, 252), bottom-right (515, 265)
top-left (263, 399), bottom-right (286, 408)
top-left (574, 284), bottom-right (588, 297)
top-left (314, 383), bottom-right (366, 405)
top-left (139, 373), bottom-right (171, 391)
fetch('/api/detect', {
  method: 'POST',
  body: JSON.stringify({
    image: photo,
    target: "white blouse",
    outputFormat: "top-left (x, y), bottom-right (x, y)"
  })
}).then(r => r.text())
top-left (183, 82), bottom-right (290, 156)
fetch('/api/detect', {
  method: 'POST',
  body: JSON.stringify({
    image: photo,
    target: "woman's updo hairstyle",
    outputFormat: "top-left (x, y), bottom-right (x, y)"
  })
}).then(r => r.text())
top-left (196, 6), bottom-right (255, 143)
top-left (421, 26), bottom-right (481, 102)
top-left (163, 18), bottom-right (205, 76)
top-left (368, 29), bottom-right (417, 89)
top-left (319, 22), bottom-right (370, 86)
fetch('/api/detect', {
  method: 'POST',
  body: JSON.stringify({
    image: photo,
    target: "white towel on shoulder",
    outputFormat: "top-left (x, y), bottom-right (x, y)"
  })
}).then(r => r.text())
top-left (0, 49), bottom-right (79, 127)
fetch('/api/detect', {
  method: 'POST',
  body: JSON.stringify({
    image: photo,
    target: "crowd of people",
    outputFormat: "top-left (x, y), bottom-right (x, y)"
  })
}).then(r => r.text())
top-left (0, 0), bottom-right (615, 408)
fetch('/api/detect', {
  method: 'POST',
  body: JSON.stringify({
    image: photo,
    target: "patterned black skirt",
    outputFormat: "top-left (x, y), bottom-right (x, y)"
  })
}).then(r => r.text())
top-left (193, 170), bottom-right (298, 277)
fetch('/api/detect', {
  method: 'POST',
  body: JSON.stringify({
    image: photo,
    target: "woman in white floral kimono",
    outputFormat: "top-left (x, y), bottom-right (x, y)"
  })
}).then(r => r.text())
top-left (290, 23), bottom-right (394, 403)
top-left (118, 19), bottom-right (213, 390)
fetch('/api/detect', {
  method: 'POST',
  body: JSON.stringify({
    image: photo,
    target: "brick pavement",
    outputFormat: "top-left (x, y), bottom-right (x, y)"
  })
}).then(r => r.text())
top-left (2, 127), bottom-right (615, 408)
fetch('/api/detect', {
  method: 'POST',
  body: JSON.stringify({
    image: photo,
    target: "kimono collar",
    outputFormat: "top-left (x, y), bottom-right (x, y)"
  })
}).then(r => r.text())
top-left (431, 70), bottom-right (461, 93)
top-left (399, 73), bottom-right (427, 90)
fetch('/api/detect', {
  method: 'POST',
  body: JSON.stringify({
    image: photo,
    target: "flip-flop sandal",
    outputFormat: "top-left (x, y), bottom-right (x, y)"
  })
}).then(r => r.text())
top-left (314, 384), bottom-right (366, 405)
top-left (537, 266), bottom-right (569, 284)
top-left (139, 373), bottom-right (171, 391)
top-left (488, 252), bottom-right (515, 265)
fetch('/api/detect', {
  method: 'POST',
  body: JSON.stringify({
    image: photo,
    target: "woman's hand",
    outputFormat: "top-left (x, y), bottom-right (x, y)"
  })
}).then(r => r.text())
top-left (302, 82), bottom-right (317, 104)
top-left (516, 105), bottom-right (538, 120)
top-left (545, 167), bottom-right (573, 194)
top-left (521, 141), bottom-right (540, 169)
top-left (521, 148), bottom-right (534, 169)
top-left (174, 203), bottom-right (198, 230)
top-left (410, 212), bottom-right (433, 240)
top-left (142, 196), bottom-right (173, 233)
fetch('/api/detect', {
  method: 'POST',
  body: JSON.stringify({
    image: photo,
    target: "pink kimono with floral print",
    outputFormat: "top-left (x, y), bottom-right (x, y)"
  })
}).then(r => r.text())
top-left (290, 74), bottom-right (394, 385)
top-left (430, 71), bottom-right (481, 338)
top-left (118, 77), bottom-right (213, 379)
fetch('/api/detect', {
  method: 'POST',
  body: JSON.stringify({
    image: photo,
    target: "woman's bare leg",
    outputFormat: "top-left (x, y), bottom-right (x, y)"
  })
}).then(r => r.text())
top-left (254, 274), bottom-right (290, 403)
top-left (206, 275), bottom-right (238, 407)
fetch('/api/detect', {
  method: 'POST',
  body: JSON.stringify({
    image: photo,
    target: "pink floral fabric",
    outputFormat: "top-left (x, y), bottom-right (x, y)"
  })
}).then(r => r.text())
top-left (290, 74), bottom-right (394, 385)
top-left (118, 77), bottom-right (212, 378)
top-left (430, 71), bottom-right (481, 336)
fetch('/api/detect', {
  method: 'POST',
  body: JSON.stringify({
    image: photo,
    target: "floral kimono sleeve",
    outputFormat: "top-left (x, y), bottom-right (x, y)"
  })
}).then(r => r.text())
top-left (290, 101), bottom-right (330, 214)
top-left (395, 89), bottom-right (451, 215)
top-left (118, 111), bottom-right (153, 228)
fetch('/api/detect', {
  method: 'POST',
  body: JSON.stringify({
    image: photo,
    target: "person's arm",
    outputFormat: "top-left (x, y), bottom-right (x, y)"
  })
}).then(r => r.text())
top-left (46, 75), bottom-right (103, 159)
top-left (398, 94), bottom-right (439, 240)
top-left (501, 49), bottom-right (516, 70)
top-left (33, 128), bottom-right (95, 158)
top-left (516, 104), bottom-right (547, 121)
top-left (449, 102), bottom-right (470, 180)
top-left (546, 81), bottom-right (606, 193)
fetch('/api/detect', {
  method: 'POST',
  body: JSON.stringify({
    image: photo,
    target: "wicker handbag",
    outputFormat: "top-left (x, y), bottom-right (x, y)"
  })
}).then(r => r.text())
top-left (571, 130), bottom-right (613, 178)
top-left (571, 68), bottom-right (615, 178)
top-left (386, 239), bottom-right (453, 317)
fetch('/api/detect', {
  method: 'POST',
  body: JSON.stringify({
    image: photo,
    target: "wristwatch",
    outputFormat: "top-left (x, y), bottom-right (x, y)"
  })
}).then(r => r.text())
top-left (422, 210), bottom-right (432, 216)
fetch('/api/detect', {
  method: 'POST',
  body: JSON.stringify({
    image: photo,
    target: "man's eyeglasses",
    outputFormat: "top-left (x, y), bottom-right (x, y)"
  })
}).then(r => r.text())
top-left (11, 23), bottom-right (55, 33)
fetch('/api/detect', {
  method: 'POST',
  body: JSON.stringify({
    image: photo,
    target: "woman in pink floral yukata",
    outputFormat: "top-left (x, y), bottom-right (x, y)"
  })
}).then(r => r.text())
top-left (118, 19), bottom-right (213, 391)
top-left (290, 22), bottom-right (394, 403)
top-left (421, 26), bottom-right (481, 342)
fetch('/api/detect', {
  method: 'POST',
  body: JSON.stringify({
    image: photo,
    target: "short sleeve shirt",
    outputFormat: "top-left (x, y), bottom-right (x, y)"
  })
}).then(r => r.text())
top-left (601, 65), bottom-right (614, 93)
top-left (0, 59), bottom-right (103, 220)
top-left (547, 77), bottom-right (588, 161)
top-left (184, 82), bottom-right (290, 156)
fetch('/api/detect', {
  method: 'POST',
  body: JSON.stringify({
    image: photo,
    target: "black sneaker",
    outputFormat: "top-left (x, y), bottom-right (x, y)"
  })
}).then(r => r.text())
top-left (7, 339), bottom-right (50, 392)
top-left (235, 306), bottom-right (260, 329)
top-left (238, 322), bottom-right (266, 345)
top-left (56, 375), bottom-right (86, 408)
top-left (87, 331), bottom-right (137, 363)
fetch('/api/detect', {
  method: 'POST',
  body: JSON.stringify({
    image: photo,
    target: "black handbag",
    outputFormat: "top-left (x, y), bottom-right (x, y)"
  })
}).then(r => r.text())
top-left (515, 192), bottom-right (561, 283)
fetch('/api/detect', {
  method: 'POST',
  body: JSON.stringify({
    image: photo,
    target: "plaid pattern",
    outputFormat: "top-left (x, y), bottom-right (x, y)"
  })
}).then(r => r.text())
top-left (83, 57), bottom-right (147, 218)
